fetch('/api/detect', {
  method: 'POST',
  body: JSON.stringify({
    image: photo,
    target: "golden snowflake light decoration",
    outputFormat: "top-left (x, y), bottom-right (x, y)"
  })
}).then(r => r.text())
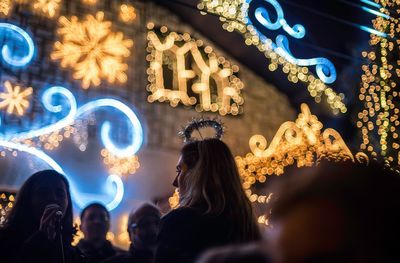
top-left (51, 12), bottom-right (133, 89)
top-left (0, 0), bottom-right (13, 17)
top-left (235, 103), bottom-right (367, 204)
top-left (0, 81), bottom-right (32, 116)
top-left (32, 0), bottom-right (61, 18)
top-left (119, 4), bottom-right (136, 24)
top-left (147, 24), bottom-right (244, 116)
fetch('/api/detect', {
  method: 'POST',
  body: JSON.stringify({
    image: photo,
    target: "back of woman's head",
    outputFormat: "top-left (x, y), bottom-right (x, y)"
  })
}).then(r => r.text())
top-left (2, 170), bottom-right (75, 243)
top-left (180, 138), bottom-right (260, 242)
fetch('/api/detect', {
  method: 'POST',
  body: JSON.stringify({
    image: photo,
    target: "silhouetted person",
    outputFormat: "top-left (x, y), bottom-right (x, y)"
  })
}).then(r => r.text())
top-left (154, 139), bottom-right (261, 263)
top-left (0, 170), bottom-right (85, 263)
top-left (77, 203), bottom-right (122, 263)
top-left (267, 161), bottom-right (400, 263)
top-left (101, 203), bottom-right (161, 263)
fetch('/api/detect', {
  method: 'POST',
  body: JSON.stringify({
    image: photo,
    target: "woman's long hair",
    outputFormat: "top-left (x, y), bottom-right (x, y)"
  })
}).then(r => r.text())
top-left (179, 138), bottom-right (260, 242)
top-left (1, 170), bottom-right (75, 244)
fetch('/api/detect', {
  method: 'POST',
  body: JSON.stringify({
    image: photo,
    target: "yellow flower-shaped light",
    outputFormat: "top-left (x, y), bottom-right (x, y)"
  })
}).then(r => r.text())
top-left (32, 0), bottom-right (61, 18)
top-left (119, 4), bottom-right (136, 24)
top-left (51, 12), bottom-right (133, 89)
top-left (0, 81), bottom-right (32, 116)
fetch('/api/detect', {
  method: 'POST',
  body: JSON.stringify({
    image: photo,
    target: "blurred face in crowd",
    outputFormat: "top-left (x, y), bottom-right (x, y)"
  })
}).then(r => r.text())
top-left (81, 206), bottom-right (110, 242)
top-left (129, 213), bottom-right (161, 249)
top-left (268, 199), bottom-right (351, 263)
top-left (31, 178), bottom-right (68, 222)
top-left (173, 155), bottom-right (189, 193)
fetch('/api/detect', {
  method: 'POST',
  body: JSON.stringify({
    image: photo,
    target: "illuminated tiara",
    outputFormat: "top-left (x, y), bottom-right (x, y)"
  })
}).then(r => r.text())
top-left (179, 118), bottom-right (224, 143)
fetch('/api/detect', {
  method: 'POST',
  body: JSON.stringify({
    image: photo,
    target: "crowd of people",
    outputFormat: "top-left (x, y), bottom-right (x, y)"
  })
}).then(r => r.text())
top-left (0, 138), bottom-right (400, 262)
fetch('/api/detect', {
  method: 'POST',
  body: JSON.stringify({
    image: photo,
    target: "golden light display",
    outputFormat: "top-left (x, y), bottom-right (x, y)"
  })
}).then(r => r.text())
top-left (0, 0), bottom-right (12, 17)
top-left (32, 0), bottom-right (61, 18)
top-left (82, 0), bottom-right (96, 5)
top-left (358, 0), bottom-right (400, 172)
top-left (146, 24), bottom-right (244, 116)
top-left (119, 4), bottom-right (136, 24)
top-left (0, 81), bottom-right (32, 116)
top-left (51, 12), bottom-right (133, 89)
top-left (197, 0), bottom-right (346, 114)
top-left (0, 192), bottom-right (15, 226)
top-left (236, 103), bottom-right (367, 206)
top-left (101, 148), bottom-right (140, 177)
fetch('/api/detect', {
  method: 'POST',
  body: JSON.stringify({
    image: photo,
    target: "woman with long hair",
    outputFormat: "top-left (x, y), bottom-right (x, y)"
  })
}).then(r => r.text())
top-left (0, 170), bottom-right (84, 263)
top-left (154, 138), bottom-right (261, 263)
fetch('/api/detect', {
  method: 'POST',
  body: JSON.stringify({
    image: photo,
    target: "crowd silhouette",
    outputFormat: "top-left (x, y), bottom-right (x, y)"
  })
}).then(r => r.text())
top-left (1, 139), bottom-right (400, 263)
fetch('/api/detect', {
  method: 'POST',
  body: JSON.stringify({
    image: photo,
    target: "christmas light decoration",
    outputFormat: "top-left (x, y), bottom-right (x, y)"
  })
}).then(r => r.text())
top-left (82, 0), bottom-right (96, 5)
top-left (197, 0), bottom-right (348, 114)
top-left (32, 0), bottom-right (61, 18)
top-left (358, 0), bottom-right (400, 172)
top-left (0, 0), bottom-right (12, 17)
top-left (147, 25), bottom-right (244, 116)
top-left (119, 4), bottom-right (136, 24)
top-left (51, 12), bottom-right (133, 89)
top-left (236, 103), bottom-right (367, 205)
top-left (0, 81), bottom-right (32, 116)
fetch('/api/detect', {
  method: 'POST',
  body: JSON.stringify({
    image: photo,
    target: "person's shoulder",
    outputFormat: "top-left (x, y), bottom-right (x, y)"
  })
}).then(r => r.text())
top-left (162, 207), bottom-right (202, 221)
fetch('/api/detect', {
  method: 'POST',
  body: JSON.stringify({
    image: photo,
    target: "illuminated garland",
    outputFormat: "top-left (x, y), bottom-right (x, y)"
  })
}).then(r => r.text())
top-left (146, 24), bottom-right (244, 116)
top-left (358, 0), bottom-right (400, 172)
top-left (0, 191), bottom-right (15, 226)
top-left (197, 0), bottom-right (347, 114)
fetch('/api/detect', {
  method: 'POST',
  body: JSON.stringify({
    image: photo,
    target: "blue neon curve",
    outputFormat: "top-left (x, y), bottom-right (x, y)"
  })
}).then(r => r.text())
top-left (0, 23), bottom-right (35, 67)
top-left (254, 4), bottom-right (305, 39)
top-left (2, 86), bottom-right (144, 158)
top-left (76, 99), bottom-right (144, 158)
top-left (360, 0), bottom-right (381, 8)
top-left (361, 6), bottom-right (390, 19)
top-left (0, 140), bottom-right (124, 211)
top-left (275, 35), bottom-right (336, 83)
top-left (243, 0), bottom-right (337, 84)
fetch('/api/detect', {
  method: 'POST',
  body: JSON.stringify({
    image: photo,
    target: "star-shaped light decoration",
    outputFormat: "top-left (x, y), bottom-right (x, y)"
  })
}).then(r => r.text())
top-left (32, 0), bottom-right (61, 18)
top-left (0, 81), bottom-right (33, 116)
top-left (51, 12), bottom-right (133, 89)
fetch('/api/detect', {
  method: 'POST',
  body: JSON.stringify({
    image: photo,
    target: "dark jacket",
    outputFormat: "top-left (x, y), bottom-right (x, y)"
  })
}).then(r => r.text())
top-left (153, 207), bottom-right (237, 263)
top-left (77, 239), bottom-right (123, 263)
top-left (0, 228), bottom-right (85, 263)
top-left (101, 246), bottom-right (153, 263)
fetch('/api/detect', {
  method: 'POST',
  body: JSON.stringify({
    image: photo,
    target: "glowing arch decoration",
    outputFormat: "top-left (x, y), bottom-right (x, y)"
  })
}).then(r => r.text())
top-left (146, 25), bottom-right (244, 116)
top-left (0, 85), bottom-right (144, 211)
top-left (51, 12), bottom-right (133, 89)
top-left (0, 23), bottom-right (35, 67)
top-left (235, 104), bottom-right (368, 210)
top-left (197, 0), bottom-right (346, 114)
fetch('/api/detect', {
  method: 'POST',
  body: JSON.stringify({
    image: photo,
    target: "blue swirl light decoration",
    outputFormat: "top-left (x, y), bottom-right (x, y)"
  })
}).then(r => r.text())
top-left (0, 86), bottom-right (144, 211)
top-left (0, 23), bottom-right (35, 67)
top-left (243, 0), bottom-right (337, 84)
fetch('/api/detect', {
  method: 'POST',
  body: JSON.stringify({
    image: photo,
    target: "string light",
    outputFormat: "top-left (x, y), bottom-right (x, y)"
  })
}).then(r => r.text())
top-left (101, 148), bottom-right (140, 177)
top-left (119, 4), bottom-right (136, 24)
top-left (0, 81), bottom-right (32, 116)
top-left (0, 192), bottom-right (15, 226)
top-left (32, 0), bottom-right (61, 18)
top-left (197, 0), bottom-right (347, 114)
top-left (51, 12), bottom-right (133, 89)
top-left (147, 25), bottom-right (244, 116)
top-left (358, 0), bottom-right (400, 172)
top-left (0, 0), bottom-right (12, 17)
